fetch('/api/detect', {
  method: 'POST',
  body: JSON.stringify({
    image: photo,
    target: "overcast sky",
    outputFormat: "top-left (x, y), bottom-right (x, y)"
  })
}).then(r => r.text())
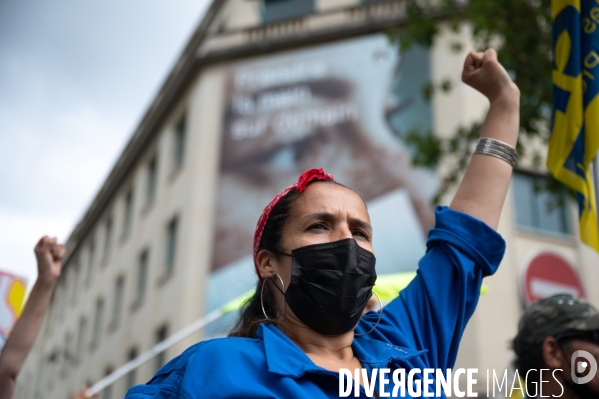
top-left (0, 0), bottom-right (211, 288)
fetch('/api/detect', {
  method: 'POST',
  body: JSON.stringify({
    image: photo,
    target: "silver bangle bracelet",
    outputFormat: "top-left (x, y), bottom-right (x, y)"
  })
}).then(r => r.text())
top-left (476, 143), bottom-right (517, 163)
top-left (474, 138), bottom-right (518, 167)
top-left (476, 138), bottom-right (518, 157)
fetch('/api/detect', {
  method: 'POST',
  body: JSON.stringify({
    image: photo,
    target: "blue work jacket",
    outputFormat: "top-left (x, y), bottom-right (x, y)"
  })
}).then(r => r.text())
top-left (125, 206), bottom-right (505, 398)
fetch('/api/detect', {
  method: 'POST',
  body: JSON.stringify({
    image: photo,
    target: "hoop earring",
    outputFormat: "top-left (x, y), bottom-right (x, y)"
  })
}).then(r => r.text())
top-left (354, 291), bottom-right (383, 336)
top-left (261, 273), bottom-right (286, 321)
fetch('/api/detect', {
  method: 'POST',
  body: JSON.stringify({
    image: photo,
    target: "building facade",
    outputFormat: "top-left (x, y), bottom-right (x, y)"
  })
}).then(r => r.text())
top-left (16, 0), bottom-right (599, 398)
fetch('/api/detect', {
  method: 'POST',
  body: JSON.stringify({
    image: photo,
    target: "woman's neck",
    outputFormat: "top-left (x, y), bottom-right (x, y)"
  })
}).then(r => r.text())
top-left (277, 313), bottom-right (355, 362)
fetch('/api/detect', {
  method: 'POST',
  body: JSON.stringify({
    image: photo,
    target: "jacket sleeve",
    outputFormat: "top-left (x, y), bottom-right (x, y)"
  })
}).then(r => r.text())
top-left (359, 206), bottom-right (505, 370)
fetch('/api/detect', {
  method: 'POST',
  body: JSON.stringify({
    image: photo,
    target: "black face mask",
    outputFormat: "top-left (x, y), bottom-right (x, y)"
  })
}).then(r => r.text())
top-left (276, 238), bottom-right (377, 335)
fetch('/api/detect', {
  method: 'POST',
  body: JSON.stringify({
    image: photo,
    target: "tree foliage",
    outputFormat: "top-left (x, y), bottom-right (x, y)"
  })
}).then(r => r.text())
top-left (392, 0), bottom-right (567, 203)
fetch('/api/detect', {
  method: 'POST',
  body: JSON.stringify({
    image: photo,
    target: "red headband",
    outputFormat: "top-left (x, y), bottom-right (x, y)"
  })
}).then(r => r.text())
top-left (253, 168), bottom-right (335, 282)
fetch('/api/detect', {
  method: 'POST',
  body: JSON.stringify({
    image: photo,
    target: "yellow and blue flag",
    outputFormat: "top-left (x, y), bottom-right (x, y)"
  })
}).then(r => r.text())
top-left (548, 0), bottom-right (599, 251)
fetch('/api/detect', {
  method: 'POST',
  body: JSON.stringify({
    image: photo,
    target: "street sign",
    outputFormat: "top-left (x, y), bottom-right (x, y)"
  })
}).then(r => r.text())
top-left (521, 251), bottom-right (585, 306)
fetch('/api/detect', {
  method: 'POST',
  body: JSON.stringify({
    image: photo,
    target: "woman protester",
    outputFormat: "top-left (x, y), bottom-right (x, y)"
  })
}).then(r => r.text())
top-left (125, 48), bottom-right (519, 398)
top-left (0, 237), bottom-right (65, 399)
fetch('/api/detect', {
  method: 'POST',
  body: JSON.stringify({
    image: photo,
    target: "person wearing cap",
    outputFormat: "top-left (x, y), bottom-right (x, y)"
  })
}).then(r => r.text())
top-left (126, 48), bottom-right (518, 398)
top-left (512, 294), bottom-right (599, 398)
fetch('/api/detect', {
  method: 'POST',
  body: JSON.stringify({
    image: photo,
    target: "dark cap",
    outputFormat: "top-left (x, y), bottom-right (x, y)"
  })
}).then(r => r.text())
top-left (513, 294), bottom-right (599, 356)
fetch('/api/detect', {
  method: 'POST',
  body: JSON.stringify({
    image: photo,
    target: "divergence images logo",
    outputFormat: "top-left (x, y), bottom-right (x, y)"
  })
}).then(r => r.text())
top-left (571, 350), bottom-right (598, 384)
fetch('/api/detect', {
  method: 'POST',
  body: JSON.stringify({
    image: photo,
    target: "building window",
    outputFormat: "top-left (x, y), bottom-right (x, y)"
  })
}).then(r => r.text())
top-left (174, 115), bottom-right (186, 170)
top-left (125, 347), bottom-right (138, 391)
top-left (86, 241), bottom-right (95, 287)
top-left (147, 156), bottom-right (158, 204)
top-left (154, 325), bottom-right (168, 372)
top-left (111, 276), bottom-right (125, 329)
top-left (104, 217), bottom-right (113, 261)
top-left (57, 282), bottom-right (66, 321)
top-left (47, 346), bottom-right (59, 390)
top-left (513, 172), bottom-right (570, 235)
top-left (64, 273), bottom-right (72, 310)
top-left (60, 332), bottom-right (72, 379)
top-left (123, 189), bottom-right (134, 238)
top-left (136, 250), bottom-right (149, 301)
top-left (47, 295), bottom-right (57, 332)
top-left (165, 217), bottom-right (178, 274)
top-left (75, 317), bottom-right (87, 363)
top-left (262, 0), bottom-right (314, 23)
top-left (91, 298), bottom-right (104, 348)
top-left (71, 262), bottom-right (79, 304)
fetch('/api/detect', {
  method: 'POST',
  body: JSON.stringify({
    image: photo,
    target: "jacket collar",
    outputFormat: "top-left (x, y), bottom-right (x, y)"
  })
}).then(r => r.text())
top-left (256, 323), bottom-right (427, 378)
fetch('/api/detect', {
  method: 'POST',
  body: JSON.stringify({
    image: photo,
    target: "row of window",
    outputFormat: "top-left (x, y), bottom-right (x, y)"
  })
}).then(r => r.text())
top-left (50, 114), bottom-right (186, 324)
top-left (42, 114), bottom-right (186, 397)
top-left (47, 324), bottom-right (169, 399)
top-left (72, 218), bottom-right (178, 363)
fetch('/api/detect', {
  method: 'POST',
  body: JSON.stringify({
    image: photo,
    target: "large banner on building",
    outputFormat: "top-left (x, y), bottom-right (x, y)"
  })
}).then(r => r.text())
top-left (0, 270), bottom-right (27, 351)
top-left (206, 34), bottom-right (436, 336)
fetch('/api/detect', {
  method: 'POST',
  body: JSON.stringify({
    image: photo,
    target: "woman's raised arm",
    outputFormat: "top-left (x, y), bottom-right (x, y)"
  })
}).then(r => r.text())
top-left (450, 48), bottom-right (520, 230)
top-left (0, 237), bottom-right (64, 399)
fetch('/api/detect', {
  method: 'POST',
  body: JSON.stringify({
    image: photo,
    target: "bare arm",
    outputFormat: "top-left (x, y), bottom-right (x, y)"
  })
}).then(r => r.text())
top-left (450, 48), bottom-right (520, 229)
top-left (0, 237), bottom-right (64, 399)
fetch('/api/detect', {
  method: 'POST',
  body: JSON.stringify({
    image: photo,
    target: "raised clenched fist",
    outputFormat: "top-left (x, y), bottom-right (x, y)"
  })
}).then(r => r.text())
top-left (462, 48), bottom-right (520, 103)
top-left (34, 236), bottom-right (65, 284)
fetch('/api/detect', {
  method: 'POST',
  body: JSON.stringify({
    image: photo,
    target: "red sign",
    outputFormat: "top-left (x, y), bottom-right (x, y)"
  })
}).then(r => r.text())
top-left (521, 252), bottom-right (585, 306)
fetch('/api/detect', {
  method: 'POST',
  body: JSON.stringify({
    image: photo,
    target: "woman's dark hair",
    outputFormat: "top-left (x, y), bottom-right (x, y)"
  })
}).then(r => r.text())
top-left (228, 180), bottom-right (346, 338)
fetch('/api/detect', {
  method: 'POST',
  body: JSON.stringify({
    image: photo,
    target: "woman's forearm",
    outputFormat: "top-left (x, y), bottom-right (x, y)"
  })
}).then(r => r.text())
top-left (0, 277), bottom-right (56, 399)
top-left (449, 48), bottom-right (520, 229)
top-left (450, 89), bottom-right (520, 229)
